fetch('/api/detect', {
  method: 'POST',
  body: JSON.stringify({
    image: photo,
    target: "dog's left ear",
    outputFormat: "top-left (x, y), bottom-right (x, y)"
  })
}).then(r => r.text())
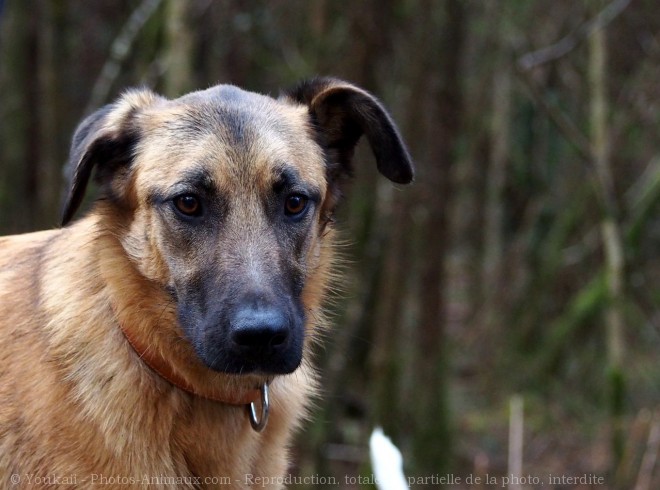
top-left (283, 77), bottom-right (414, 185)
top-left (61, 89), bottom-right (161, 226)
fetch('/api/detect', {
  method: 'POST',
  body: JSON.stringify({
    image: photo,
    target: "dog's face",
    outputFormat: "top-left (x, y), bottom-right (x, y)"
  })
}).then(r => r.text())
top-left (62, 78), bottom-right (413, 376)
top-left (129, 87), bottom-right (328, 375)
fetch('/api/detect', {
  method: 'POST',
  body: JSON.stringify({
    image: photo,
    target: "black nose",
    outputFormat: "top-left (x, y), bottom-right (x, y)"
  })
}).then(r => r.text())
top-left (230, 307), bottom-right (290, 350)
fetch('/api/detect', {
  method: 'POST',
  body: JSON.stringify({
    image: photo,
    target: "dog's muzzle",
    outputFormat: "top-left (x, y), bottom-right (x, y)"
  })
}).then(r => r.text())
top-left (181, 294), bottom-right (305, 376)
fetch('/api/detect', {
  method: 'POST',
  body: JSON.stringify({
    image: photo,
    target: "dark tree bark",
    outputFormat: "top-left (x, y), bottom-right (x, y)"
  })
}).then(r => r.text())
top-left (411, 0), bottom-right (467, 475)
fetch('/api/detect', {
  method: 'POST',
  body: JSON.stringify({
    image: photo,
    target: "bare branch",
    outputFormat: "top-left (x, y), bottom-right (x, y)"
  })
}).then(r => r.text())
top-left (515, 64), bottom-right (593, 162)
top-left (85, 0), bottom-right (163, 114)
top-left (518, 0), bottom-right (631, 70)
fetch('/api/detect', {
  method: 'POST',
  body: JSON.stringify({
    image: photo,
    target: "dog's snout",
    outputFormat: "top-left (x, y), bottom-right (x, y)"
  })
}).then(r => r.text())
top-left (231, 307), bottom-right (290, 351)
top-left (185, 290), bottom-right (305, 375)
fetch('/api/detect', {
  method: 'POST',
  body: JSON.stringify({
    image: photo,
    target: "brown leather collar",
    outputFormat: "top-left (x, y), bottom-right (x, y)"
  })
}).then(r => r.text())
top-left (119, 322), bottom-right (261, 406)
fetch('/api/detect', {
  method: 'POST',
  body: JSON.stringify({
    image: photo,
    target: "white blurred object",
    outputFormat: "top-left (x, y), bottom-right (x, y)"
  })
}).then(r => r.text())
top-left (369, 427), bottom-right (409, 490)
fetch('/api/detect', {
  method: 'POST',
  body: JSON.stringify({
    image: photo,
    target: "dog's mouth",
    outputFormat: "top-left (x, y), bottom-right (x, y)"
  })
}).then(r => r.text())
top-left (202, 329), bottom-right (304, 375)
top-left (210, 345), bottom-right (304, 375)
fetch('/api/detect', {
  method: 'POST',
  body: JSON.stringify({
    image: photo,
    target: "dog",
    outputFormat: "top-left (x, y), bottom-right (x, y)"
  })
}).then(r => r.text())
top-left (0, 77), bottom-right (413, 488)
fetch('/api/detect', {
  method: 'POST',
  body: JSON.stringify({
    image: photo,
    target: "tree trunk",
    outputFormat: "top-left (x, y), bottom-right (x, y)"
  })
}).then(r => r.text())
top-left (0, 0), bottom-right (36, 232)
top-left (411, 0), bottom-right (466, 475)
top-left (482, 4), bottom-right (513, 331)
top-left (163, 0), bottom-right (193, 97)
top-left (588, 6), bottom-right (626, 479)
top-left (369, 186), bottom-right (412, 437)
top-left (36, 0), bottom-right (65, 229)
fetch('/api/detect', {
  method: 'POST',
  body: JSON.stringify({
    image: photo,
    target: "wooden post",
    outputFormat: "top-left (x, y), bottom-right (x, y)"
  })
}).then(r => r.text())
top-left (508, 395), bottom-right (524, 490)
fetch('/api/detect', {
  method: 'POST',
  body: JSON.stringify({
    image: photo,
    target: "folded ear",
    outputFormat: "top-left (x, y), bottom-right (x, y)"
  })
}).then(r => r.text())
top-left (283, 77), bottom-right (414, 185)
top-left (61, 89), bottom-right (161, 226)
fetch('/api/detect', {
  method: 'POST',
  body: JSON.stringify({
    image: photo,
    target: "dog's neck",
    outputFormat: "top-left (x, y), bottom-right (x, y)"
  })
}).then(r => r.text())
top-left (116, 317), bottom-right (262, 406)
top-left (96, 231), bottom-right (269, 419)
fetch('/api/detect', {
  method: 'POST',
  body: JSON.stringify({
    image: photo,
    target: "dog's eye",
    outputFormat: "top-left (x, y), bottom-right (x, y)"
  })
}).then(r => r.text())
top-left (173, 195), bottom-right (201, 217)
top-left (284, 195), bottom-right (308, 217)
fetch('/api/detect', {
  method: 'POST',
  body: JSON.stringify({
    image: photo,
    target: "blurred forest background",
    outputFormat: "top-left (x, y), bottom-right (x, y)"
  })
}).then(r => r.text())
top-left (0, 0), bottom-right (658, 488)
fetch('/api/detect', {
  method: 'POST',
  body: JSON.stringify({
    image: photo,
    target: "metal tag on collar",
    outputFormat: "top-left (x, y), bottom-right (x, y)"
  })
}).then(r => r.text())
top-left (248, 383), bottom-right (269, 432)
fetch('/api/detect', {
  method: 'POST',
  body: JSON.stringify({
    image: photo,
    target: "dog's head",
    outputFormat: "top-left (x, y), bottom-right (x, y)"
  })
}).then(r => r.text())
top-left (62, 78), bottom-right (413, 376)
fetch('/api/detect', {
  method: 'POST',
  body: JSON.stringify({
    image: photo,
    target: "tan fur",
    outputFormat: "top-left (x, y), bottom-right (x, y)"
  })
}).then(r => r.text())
top-left (0, 79), bottom-right (412, 489)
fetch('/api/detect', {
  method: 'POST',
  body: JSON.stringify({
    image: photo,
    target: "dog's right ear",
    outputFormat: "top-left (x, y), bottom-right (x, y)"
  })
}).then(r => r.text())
top-left (61, 89), bottom-right (161, 226)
